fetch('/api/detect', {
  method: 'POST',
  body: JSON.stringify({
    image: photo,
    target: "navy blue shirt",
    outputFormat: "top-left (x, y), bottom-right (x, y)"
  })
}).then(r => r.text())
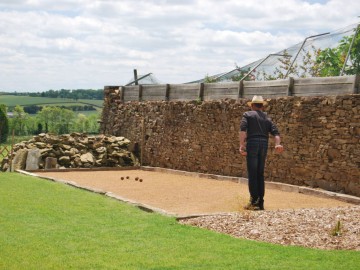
top-left (240, 110), bottom-right (280, 140)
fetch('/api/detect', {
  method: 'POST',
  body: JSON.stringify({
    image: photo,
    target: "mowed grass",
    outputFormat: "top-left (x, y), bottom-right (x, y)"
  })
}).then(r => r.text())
top-left (0, 173), bottom-right (359, 270)
top-left (0, 95), bottom-right (103, 108)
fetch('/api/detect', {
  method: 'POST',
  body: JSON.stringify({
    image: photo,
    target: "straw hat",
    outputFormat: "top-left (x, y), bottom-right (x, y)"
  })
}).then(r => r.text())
top-left (247, 95), bottom-right (268, 107)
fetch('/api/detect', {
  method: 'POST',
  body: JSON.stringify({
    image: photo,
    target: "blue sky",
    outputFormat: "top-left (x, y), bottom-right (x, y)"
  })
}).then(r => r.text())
top-left (0, 0), bottom-right (359, 92)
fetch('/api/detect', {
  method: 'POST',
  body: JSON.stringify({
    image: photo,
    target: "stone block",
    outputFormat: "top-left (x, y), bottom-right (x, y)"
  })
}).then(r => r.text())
top-left (327, 148), bottom-right (341, 159)
top-left (25, 148), bottom-right (41, 170)
top-left (45, 157), bottom-right (58, 169)
top-left (80, 152), bottom-right (95, 165)
top-left (11, 149), bottom-right (28, 171)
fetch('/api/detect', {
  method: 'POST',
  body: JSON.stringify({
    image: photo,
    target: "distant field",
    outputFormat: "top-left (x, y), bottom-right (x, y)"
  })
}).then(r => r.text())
top-left (74, 109), bottom-right (102, 116)
top-left (0, 95), bottom-right (103, 108)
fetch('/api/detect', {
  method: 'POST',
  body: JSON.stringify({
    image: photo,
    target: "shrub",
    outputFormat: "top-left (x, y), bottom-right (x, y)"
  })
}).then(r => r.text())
top-left (0, 104), bottom-right (9, 143)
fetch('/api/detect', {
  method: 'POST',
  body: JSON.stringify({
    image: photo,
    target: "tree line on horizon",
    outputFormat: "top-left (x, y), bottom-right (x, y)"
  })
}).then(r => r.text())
top-left (1, 89), bottom-right (104, 100)
top-left (0, 89), bottom-right (105, 143)
top-left (21, 104), bottom-right (97, 114)
top-left (0, 105), bottom-right (101, 143)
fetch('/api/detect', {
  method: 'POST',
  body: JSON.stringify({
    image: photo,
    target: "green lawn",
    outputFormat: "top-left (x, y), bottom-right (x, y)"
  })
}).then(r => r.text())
top-left (0, 173), bottom-right (358, 270)
top-left (0, 95), bottom-right (103, 108)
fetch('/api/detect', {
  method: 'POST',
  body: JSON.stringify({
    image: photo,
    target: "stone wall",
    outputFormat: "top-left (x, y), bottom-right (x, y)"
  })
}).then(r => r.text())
top-left (101, 89), bottom-right (360, 197)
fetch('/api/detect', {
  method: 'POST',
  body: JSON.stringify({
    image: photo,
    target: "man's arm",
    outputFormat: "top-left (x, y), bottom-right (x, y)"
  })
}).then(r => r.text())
top-left (274, 135), bottom-right (284, 153)
top-left (239, 112), bottom-right (248, 156)
top-left (239, 131), bottom-right (247, 156)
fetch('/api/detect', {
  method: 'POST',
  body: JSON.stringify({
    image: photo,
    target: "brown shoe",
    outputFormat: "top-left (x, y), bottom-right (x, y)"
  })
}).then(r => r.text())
top-left (244, 202), bottom-right (260, 211)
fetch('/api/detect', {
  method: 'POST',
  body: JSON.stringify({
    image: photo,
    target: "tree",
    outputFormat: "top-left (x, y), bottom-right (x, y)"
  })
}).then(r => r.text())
top-left (37, 123), bottom-right (43, 134)
top-left (260, 50), bottom-right (299, 80)
top-left (37, 106), bottom-right (75, 134)
top-left (0, 104), bottom-right (9, 143)
top-left (73, 112), bottom-right (100, 134)
top-left (10, 105), bottom-right (29, 136)
top-left (298, 46), bottom-right (323, 78)
top-left (57, 109), bottom-right (75, 134)
top-left (24, 116), bottom-right (38, 135)
top-left (316, 31), bottom-right (360, 76)
top-left (316, 47), bottom-right (345, 77)
top-left (74, 114), bottom-right (88, 133)
top-left (87, 113), bottom-right (100, 134)
top-left (36, 106), bottom-right (52, 133)
top-left (204, 74), bottom-right (218, 83)
top-left (230, 66), bottom-right (253, 82)
top-left (251, 29), bottom-right (360, 80)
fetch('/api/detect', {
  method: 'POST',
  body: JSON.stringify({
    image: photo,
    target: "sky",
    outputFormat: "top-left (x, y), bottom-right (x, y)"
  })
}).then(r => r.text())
top-left (0, 0), bottom-right (359, 92)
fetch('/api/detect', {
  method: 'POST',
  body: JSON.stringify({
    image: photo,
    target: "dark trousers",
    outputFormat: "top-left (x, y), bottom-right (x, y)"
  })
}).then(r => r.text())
top-left (246, 138), bottom-right (268, 204)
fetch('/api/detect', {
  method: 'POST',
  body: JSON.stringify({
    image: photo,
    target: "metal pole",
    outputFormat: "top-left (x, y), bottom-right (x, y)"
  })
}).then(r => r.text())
top-left (125, 73), bottom-right (152, 86)
top-left (340, 24), bottom-right (359, 76)
top-left (9, 129), bottom-right (14, 172)
top-left (141, 118), bottom-right (145, 166)
top-left (240, 54), bottom-right (291, 81)
top-left (133, 69), bottom-right (138, 85)
top-left (284, 32), bottom-right (330, 79)
top-left (212, 68), bottom-right (239, 81)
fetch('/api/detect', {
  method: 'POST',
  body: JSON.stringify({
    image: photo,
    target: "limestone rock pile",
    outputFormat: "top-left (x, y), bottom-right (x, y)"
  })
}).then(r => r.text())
top-left (1, 133), bottom-right (139, 171)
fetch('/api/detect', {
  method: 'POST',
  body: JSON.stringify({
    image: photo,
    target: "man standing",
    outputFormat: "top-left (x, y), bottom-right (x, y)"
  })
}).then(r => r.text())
top-left (239, 96), bottom-right (284, 210)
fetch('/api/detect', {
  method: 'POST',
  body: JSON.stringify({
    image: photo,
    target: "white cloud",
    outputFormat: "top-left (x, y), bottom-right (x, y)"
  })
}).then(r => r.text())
top-left (0, 0), bottom-right (359, 91)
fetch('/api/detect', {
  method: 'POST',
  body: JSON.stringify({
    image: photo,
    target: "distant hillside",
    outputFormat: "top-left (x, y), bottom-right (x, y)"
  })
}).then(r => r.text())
top-left (0, 95), bottom-right (103, 115)
top-left (0, 88), bottom-right (104, 100)
top-left (0, 95), bottom-right (103, 108)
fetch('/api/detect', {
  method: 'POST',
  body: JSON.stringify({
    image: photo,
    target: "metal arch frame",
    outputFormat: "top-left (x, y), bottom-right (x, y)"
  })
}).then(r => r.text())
top-left (125, 73), bottom-right (153, 86)
top-left (240, 53), bottom-right (291, 81)
top-left (284, 32), bottom-right (330, 79)
top-left (340, 23), bottom-right (360, 76)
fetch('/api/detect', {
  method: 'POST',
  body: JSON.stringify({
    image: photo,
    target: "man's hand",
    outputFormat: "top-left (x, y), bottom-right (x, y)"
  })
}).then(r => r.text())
top-left (239, 146), bottom-right (247, 156)
top-left (275, 144), bottom-right (284, 154)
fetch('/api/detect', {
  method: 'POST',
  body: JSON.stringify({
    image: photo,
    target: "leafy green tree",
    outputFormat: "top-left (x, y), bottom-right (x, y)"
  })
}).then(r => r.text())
top-left (87, 113), bottom-right (100, 134)
top-left (73, 112), bottom-right (100, 134)
top-left (10, 105), bottom-right (29, 136)
top-left (316, 31), bottom-right (360, 76)
top-left (36, 106), bottom-right (52, 133)
top-left (0, 104), bottom-right (9, 143)
top-left (37, 106), bottom-right (75, 134)
top-left (253, 29), bottom-right (359, 80)
top-left (37, 123), bottom-right (43, 134)
top-left (298, 46), bottom-right (323, 77)
top-left (18, 89), bottom-right (103, 100)
top-left (316, 47), bottom-right (345, 76)
top-left (74, 114), bottom-right (89, 133)
top-left (26, 116), bottom-right (38, 135)
top-left (57, 108), bottom-right (75, 134)
top-left (204, 74), bottom-right (218, 83)
top-left (260, 50), bottom-right (299, 80)
top-left (230, 67), bottom-right (253, 81)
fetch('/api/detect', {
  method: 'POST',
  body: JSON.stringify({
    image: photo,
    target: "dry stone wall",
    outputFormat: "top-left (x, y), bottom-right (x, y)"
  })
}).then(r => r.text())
top-left (1, 133), bottom-right (139, 171)
top-left (101, 89), bottom-right (360, 197)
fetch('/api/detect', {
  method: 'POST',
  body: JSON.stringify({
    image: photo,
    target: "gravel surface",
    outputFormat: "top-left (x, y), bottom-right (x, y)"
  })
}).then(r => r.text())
top-left (34, 170), bottom-right (353, 216)
top-left (179, 206), bottom-right (360, 250)
top-left (30, 169), bottom-right (359, 250)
